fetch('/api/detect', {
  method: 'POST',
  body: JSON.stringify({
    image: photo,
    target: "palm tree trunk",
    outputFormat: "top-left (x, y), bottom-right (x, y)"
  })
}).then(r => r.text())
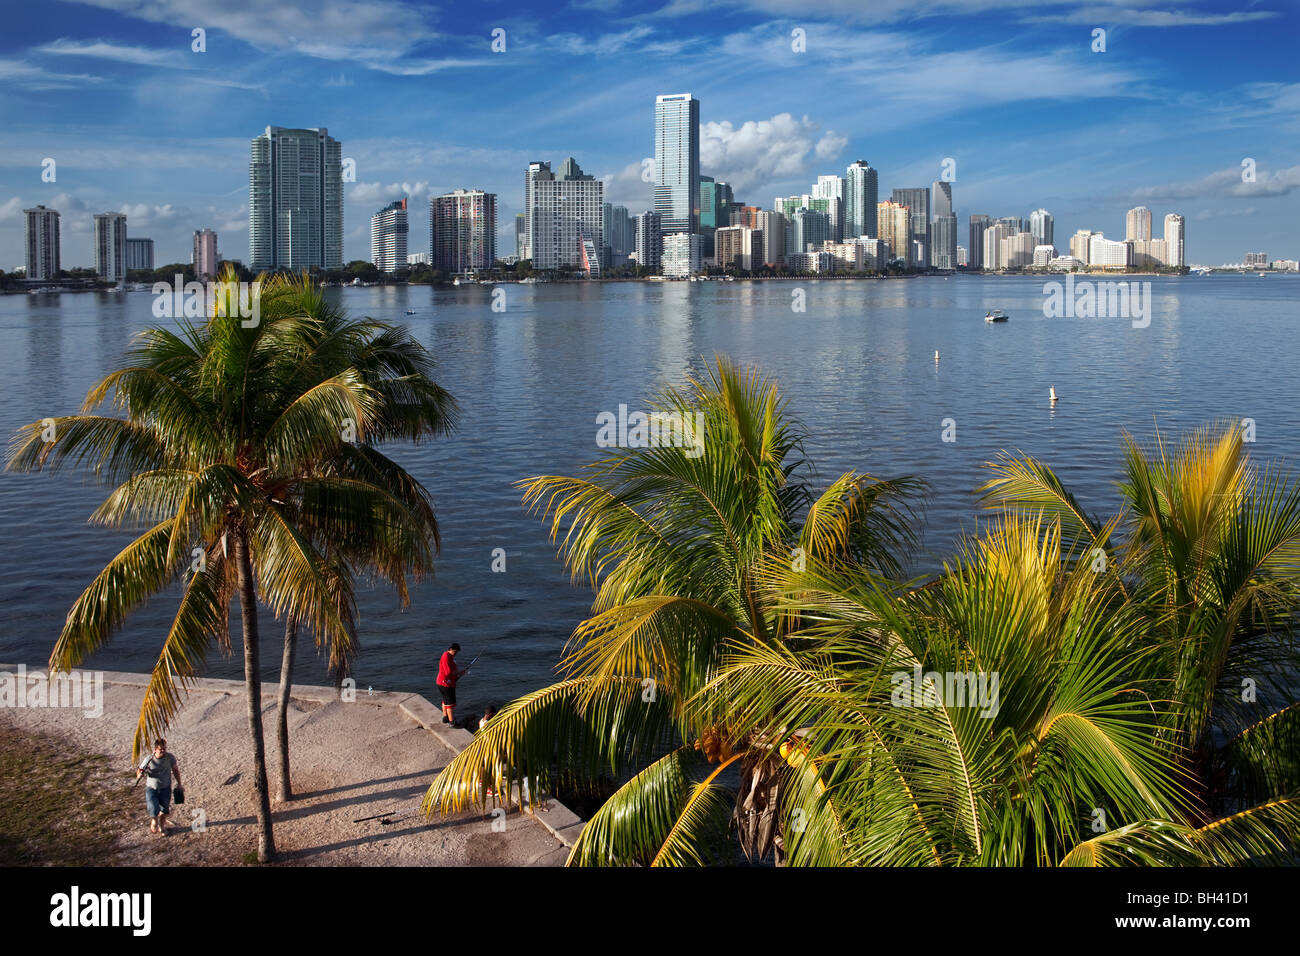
top-left (234, 527), bottom-right (277, 862)
top-left (276, 620), bottom-right (298, 802)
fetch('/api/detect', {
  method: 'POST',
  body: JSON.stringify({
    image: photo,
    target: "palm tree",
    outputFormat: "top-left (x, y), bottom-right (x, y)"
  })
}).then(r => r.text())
top-left (978, 424), bottom-right (1300, 861)
top-left (421, 357), bottom-right (919, 863)
top-left (6, 269), bottom-right (456, 861)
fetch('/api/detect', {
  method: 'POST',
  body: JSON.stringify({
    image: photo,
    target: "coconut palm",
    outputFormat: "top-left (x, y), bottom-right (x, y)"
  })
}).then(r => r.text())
top-left (978, 424), bottom-right (1300, 861)
top-left (421, 357), bottom-right (920, 864)
top-left (5, 269), bottom-right (455, 861)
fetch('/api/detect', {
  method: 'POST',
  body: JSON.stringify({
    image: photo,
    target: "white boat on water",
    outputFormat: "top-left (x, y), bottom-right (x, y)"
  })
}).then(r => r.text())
top-left (985, 309), bottom-right (1009, 322)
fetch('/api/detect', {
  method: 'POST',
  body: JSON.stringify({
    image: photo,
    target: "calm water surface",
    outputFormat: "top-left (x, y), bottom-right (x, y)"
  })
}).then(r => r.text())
top-left (1, 275), bottom-right (1296, 710)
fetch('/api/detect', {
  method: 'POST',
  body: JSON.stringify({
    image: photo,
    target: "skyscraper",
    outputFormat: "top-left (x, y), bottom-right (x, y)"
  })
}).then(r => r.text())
top-left (813, 175), bottom-right (845, 242)
top-left (844, 161), bottom-right (878, 239)
top-left (515, 213), bottom-right (526, 260)
top-left (754, 210), bottom-right (786, 266)
top-left (1163, 213), bottom-right (1185, 267)
top-left (525, 158), bottom-right (603, 273)
top-left (1029, 208), bottom-right (1054, 248)
top-left (654, 93), bottom-right (700, 235)
top-left (1126, 206), bottom-right (1152, 242)
top-left (982, 221), bottom-right (1013, 271)
top-left (698, 175), bottom-right (717, 257)
top-left (891, 187), bottom-right (931, 267)
top-left (431, 190), bottom-right (497, 274)
top-left (370, 198), bottom-right (409, 273)
top-left (603, 203), bottom-right (633, 260)
top-left (248, 126), bottom-right (343, 271)
top-left (877, 200), bottom-right (911, 266)
top-left (633, 211), bottom-right (662, 271)
top-left (789, 209), bottom-right (830, 254)
top-left (968, 215), bottom-right (991, 270)
top-left (125, 237), bottom-right (154, 272)
top-left (93, 212), bottom-right (127, 283)
top-left (932, 216), bottom-right (958, 270)
top-left (932, 181), bottom-right (953, 219)
top-left (24, 205), bottom-right (60, 281)
top-left (193, 229), bottom-right (219, 278)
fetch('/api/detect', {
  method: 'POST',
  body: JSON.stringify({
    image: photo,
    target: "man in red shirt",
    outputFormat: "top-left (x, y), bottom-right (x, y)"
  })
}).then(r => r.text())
top-left (437, 642), bottom-right (469, 724)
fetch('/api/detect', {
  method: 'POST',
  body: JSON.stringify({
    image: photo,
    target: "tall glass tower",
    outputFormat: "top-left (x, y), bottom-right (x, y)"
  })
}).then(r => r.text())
top-left (654, 93), bottom-right (700, 235)
top-left (249, 126), bottom-right (343, 271)
top-left (844, 161), bottom-right (878, 239)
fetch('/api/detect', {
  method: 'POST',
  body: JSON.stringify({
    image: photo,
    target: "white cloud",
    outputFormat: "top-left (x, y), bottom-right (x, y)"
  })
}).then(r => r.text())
top-left (118, 202), bottom-right (187, 225)
top-left (1133, 164), bottom-right (1300, 201)
top-left (0, 57), bottom-right (103, 90)
top-left (0, 197), bottom-right (23, 222)
top-left (700, 113), bottom-right (843, 194)
top-left (601, 161), bottom-right (654, 209)
top-left (37, 38), bottom-right (186, 67)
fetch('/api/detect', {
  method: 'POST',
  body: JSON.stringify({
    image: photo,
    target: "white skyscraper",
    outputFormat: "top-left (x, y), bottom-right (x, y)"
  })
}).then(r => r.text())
top-left (24, 205), bottom-right (60, 281)
top-left (93, 212), bottom-right (127, 283)
top-left (525, 158), bottom-right (603, 274)
top-left (1164, 213), bottom-right (1185, 267)
top-left (1029, 208), bottom-right (1054, 248)
top-left (371, 198), bottom-right (409, 273)
top-left (249, 126), bottom-right (343, 271)
top-left (813, 175), bottom-right (845, 242)
top-left (1126, 206), bottom-right (1152, 242)
top-left (844, 161), bottom-right (879, 238)
top-left (654, 93), bottom-right (700, 236)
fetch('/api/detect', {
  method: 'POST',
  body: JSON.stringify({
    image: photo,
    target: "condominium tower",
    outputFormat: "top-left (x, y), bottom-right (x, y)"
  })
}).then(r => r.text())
top-left (654, 93), bottom-right (700, 235)
top-left (93, 212), bottom-right (127, 283)
top-left (844, 160), bottom-right (878, 239)
top-left (525, 158), bottom-right (602, 274)
top-left (24, 205), bottom-right (60, 281)
top-left (431, 190), bottom-right (497, 274)
top-left (370, 198), bottom-right (409, 273)
top-left (248, 126), bottom-right (343, 271)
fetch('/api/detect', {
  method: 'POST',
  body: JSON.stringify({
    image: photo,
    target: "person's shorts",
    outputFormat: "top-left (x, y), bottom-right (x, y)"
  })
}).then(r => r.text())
top-left (145, 785), bottom-right (172, 817)
top-left (438, 683), bottom-right (456, 706)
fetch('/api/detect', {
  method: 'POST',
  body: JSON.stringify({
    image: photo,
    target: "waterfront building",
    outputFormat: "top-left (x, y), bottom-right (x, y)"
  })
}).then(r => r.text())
top-left (813, 175), bottom-right (845, 241)
top-left (406, 252), bottom-right (431, 266)
top-left (1070, 229), bottom-right (1098, 265)
top-left (1132, 238), bottom-right (1167, 268)
top-left (1000, 231), bottom-right (1035, 269)
top-left (789, 209), bottom-right (830, 255)
top-left (24, 205), bottom-right (60, 281)
top-left (932, 214), bottom-right (958, 270)
top-left (714, 225), bottom-right (763, 271)
top-left (1032, 244), bottom-right (1056, 268)
top-left (654, 93), bottom-right (700, 235)
top-left (982, 221), bottom-right (1013, 270)
top-left (93, 212), bottom-right (127, 283)
top-left (877, 201), bottom-right (912, 266)
top-left (603, 203), bottom-right (634, 264)
top-left (891, 187), bottom-right (931, 267)
top-left (370, 198), bottom-right (409, 273)
top-left (957, 245), bottom-right (968, 267)
top-left (248, 126), bottom-right (343, 271)
top-left (844, 161), bottom-right (878, 238)
top-left (431, 189), bottom-right (497, 275)
top-left (515, 213), bottom-right (526, 260)
top-left (662, 232), bottom-right (700, 277)
top-left (1029, 208), bottom-right (1054, 248)
top-left (125, 237), bottom-right (154, 272)
top-left (1244, 251), bottom-right (1269, 268)
top-left (1164, 214), bottom-right (1185, 267)
top-left (968, 215), bottom-right (991, 270)
top-left (634, 211), bottom-right (662, 271)
top-left (193, 228), bottom-right (219, 278)
top-left (524, 158), bottom-right (602, 274)
top-left (1126, 206), bottom-right (1152, 242)
top-left (754, 210), bottom-right (786, 266)
top-left (1048, 255), bottom-right (1085, 271)
top-left (1090, 234), bottom-right (1132, 268)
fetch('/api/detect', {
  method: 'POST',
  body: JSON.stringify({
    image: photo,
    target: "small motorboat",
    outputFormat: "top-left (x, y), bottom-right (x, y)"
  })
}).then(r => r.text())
top-left (404, 309), bottom-right (416, 314)
top-left (985, 309), bottom-right (1009, 322)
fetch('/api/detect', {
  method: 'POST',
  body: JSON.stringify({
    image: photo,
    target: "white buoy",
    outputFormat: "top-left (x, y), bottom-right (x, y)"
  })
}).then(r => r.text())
top-left (934, 350), bottom-right (940, 362)
top-left (1050, 386), bottom-right (1058, 403)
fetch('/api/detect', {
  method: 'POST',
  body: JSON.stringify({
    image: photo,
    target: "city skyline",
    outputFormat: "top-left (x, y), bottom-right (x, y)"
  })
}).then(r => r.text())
top-left (1, 0), bottom-right (1297, 269)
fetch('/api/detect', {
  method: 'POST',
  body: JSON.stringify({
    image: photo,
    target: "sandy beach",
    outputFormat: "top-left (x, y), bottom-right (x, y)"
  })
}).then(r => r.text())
top-left (0, 665), bottom-right (577, 866)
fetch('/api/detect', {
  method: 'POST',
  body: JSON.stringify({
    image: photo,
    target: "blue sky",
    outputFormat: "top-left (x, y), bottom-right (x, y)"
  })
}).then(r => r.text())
top-left (1, 0), bottom-right (1297, 268)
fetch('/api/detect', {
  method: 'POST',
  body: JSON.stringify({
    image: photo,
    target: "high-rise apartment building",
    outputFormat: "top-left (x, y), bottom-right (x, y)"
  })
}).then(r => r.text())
top-left (193, 228), bottom-right (219, 278)
top-left (515, 213), bottom-right (526, 260)
top-left (431, 190), bottom-right (497, 274)
top-left (968, 215), bottom-right (991, 270)
top-left (633, 211), bottom-right (662, 271)
top-left (714, 226), bottom-right (764, 272)
top-left (932, 216), bottom-right (958, 270)
top-left (654, 93), bottom-right (700, 235)
top-left (1163, 214), bottom-right (1185, 267)
top-left (982, 221), bottom-right (1013, 270)
top-left (370, 198), bottom-right (409, 273)
top-left (1000, 231), bottom-right (1035, 269)
top-left (891, 187), bottom-right (931, 267)
top-left (789, 209), bottom-right (830, 255)
top-left (662, 232), bottom-right (700, 277)
top-left (1090, 234), bottom-right (1132, 268)
top-left (1126, 206), bottom-right (1152, 242)
top-left (813, 175), bottom-right (845, 242)
top-left (24, 205), bottom-right (60, 281)
top-left (844, 161), bottom-right (878, 239)
top-left (877, 200), bottom-right (911, 267)
top-left (933, 181), bottom-right (953, 219)
top-left (248, 126), bottom-right (343, 271)
top-left (754, 210), bottom-right (785, 266)
top-left (1029, 208), bottom-right (1054, 248)
top-left (93, 212), bottom-right (127, 283)
top-left (603, 203), bottom-right (634, 262)
top-left (525, 159), bottom-right (602, 274)
top-left (125, 237), bottom-right (154, 272)
top-left (1069, 230), bottom-right (1098, 264)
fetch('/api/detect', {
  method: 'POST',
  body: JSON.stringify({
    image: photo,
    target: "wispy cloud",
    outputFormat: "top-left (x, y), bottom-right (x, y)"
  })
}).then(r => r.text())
top-left (0, 57), bottom-right (103, 90)
top-left (37, 38), bottom-right (187, 67)
top-left (1132, 164), bottom-right (1300, 201)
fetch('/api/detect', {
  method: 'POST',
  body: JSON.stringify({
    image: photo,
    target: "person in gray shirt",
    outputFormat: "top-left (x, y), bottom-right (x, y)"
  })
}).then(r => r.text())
top-left (135, 738), bottom-right (183, 834)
